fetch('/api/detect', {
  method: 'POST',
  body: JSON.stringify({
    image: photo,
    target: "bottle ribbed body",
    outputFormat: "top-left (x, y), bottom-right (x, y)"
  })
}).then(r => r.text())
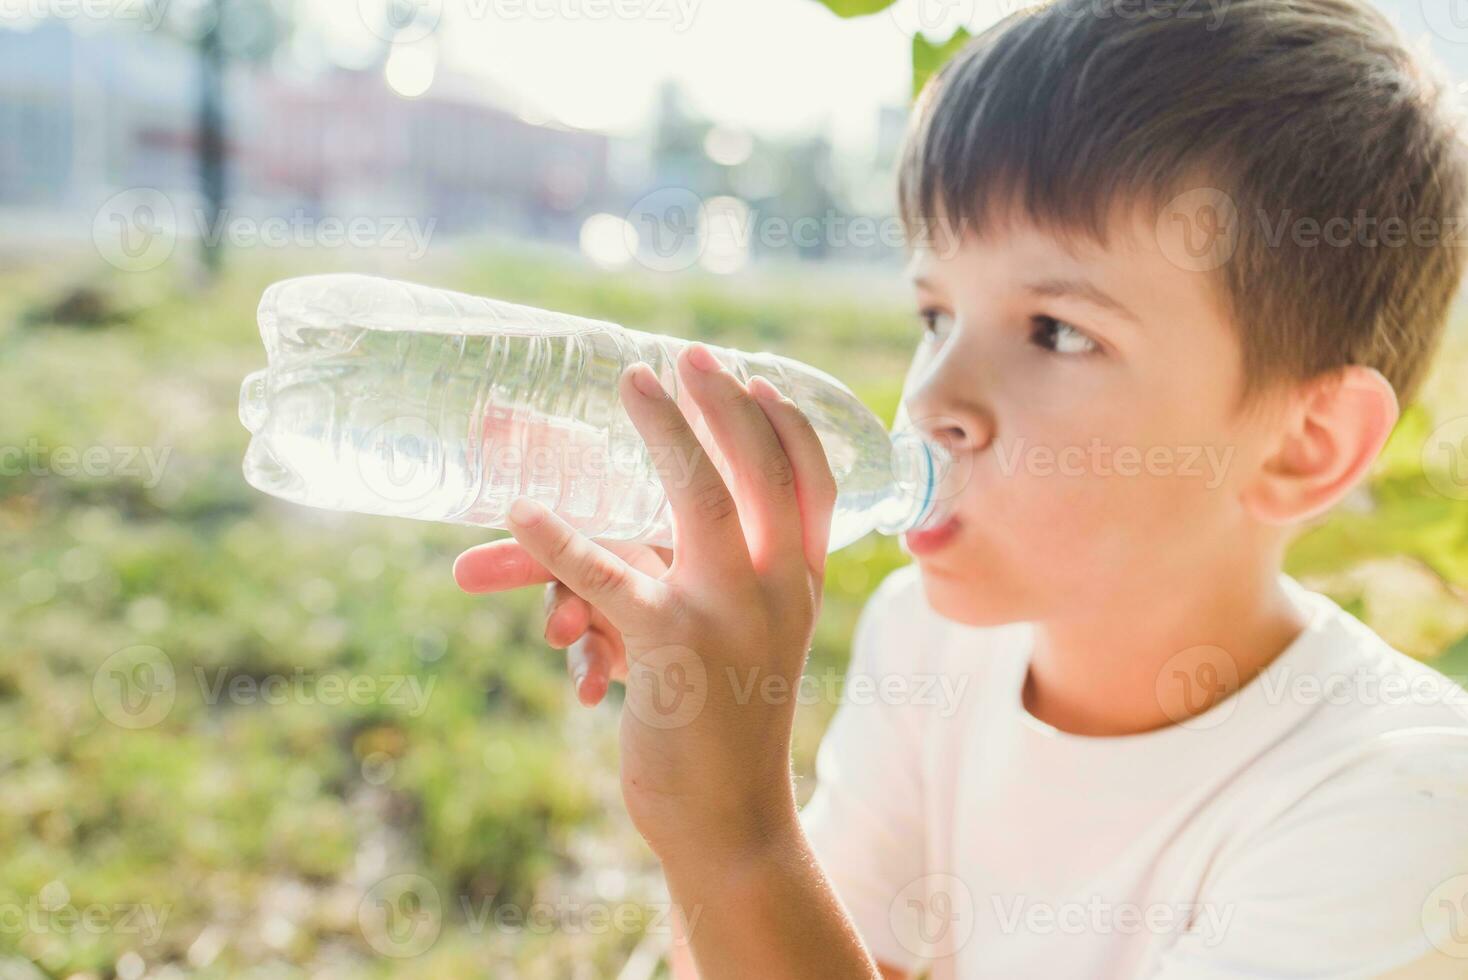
top-left (240, 274), bottom-right (946, 552)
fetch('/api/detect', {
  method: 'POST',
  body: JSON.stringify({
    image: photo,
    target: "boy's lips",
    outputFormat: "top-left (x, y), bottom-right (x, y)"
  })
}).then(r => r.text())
top-left (904, 514), bottom-right (962, 556)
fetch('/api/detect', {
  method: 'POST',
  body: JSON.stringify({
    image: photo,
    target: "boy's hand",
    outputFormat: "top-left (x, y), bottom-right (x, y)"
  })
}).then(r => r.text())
top-left (455, 343), bottom-right (837, 864)
top-left (454, 535), bottom-right (670, 707)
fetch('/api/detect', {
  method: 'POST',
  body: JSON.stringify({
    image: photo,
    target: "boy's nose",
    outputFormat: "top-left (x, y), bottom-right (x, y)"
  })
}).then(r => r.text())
top-left (907, 401), bottom-right (992, 457)
top-left (900, 345), bottom-right (995, 456)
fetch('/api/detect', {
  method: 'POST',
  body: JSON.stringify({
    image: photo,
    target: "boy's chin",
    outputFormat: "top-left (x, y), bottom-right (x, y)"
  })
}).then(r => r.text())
top-left (913, 561), bottom-right (1030, 627)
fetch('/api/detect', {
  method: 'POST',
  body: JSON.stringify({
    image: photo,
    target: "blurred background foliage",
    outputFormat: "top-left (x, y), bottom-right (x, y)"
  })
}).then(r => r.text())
top-left (0, 249), bottom-right (920, 978)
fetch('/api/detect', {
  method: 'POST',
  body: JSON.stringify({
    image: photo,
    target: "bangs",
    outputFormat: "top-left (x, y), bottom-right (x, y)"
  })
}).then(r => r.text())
top-left (896, 7), bottom-right (1226, 253)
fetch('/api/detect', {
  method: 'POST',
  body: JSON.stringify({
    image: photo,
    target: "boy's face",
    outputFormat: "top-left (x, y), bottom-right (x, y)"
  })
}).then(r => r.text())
top-left (901, 204), bottom-right (1286, 626)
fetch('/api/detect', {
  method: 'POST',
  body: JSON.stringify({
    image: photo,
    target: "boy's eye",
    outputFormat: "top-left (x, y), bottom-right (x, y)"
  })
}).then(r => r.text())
top-left (918, 308), bottom-right (954, 338)
top-left (1031, 316), bottom-right (1099, 355)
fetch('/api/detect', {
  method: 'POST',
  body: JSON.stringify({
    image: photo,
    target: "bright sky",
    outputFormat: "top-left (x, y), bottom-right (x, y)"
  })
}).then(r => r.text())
top-left (296, 0), bottom-right (1466, 155)
top-left (297, 0), bottom-right (1028, 152)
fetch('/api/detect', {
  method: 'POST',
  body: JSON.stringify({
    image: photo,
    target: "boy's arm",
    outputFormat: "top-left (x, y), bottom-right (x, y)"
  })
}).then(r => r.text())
top-left (667, 900), bottom-right (909, 980)
top-left (666, 573), bottom-right (927, 980)
top-left (659, 819), bottom-right (882, 980)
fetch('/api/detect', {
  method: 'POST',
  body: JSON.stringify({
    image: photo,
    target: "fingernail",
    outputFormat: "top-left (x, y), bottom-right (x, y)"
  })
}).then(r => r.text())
top-left (687, 343), bottom-right (721, 373)
top-left (630, 363), bottom-right (666, 399)
top-left (575, 671), bottom-right (600, 706)
top-left (508, 496), bottom-right (546, 527)
top-left (451, 553), bottom-right (474, 587)
top-left (750, 375), bottom-right (782, 402)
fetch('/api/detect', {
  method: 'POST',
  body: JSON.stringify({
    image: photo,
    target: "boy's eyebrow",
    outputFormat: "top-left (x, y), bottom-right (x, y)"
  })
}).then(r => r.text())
top-left (909, 272), bottom-right (1142, 327)
top-left (1025, 277), bottom-right (1141, 326)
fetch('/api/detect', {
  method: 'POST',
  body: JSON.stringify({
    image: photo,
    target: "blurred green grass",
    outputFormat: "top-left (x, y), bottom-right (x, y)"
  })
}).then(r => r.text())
top-left (1, 246), bottom-right (1465, 978)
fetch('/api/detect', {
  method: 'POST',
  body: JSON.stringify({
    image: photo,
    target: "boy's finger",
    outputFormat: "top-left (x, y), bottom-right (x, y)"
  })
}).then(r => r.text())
top-left (606, 539), bottom-right (679, 577)
top-left (454, 538), bottom-right (554, 593)
top-left (506, 497), bottom-right (664, 634)
top-left (544, 581), bottom-right (593, 649)
top-left (567, 633), bottom-right (606, 706)
top-left (617, 361), bottom-right (753, 580)
top-left (456, 537), bottom-right (670, 595)
top-left (676, 346), bottom-right (806, 583)
top-left (567, 629), bottom-right (626, 707)
top-left (748, 376), bottom-right (839, 580)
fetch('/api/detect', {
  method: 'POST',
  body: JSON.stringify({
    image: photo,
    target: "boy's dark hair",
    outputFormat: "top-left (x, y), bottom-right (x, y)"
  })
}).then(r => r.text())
top-left (898, 0), bottom-right (1468, 405)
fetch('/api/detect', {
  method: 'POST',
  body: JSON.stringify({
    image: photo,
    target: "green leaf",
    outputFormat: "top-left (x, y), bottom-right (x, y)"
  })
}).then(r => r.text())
top-left (1434, 631), bottom-right (1468, 684)
top-left (808, 0), bottom-right (899, 16)
top-left (913, 27), bottom-right (971, 99)
top-left (1373, 402), bottom-right (1434, 480)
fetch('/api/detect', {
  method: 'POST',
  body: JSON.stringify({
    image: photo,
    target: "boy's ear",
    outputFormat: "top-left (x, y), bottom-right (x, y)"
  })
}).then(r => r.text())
top-left (1243, 366), bottom-right (1399, 526)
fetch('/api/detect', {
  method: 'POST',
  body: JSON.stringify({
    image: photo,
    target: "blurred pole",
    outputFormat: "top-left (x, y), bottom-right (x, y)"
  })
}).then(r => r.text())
top-left (198, 0), bottom-right (227, 275)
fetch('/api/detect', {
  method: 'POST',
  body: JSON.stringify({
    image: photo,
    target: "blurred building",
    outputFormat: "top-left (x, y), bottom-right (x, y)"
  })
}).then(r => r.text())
top-left (0, 21), bottom-right (611, 245)
top-left (639, 79), bottom-right (873, 266)
top-left (241, 67), bottom-right (610, 239)
top-left (0, 21), bottom-right (903, 267)
top-left (874, 104), bottom-right (908, 173)
top-left (0, 21), bottom-right (196, 208)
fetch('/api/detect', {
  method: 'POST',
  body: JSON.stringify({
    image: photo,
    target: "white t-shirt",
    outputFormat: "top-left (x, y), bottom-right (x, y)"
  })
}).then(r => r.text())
top-left (800, 566), bottom-right (1468, 979)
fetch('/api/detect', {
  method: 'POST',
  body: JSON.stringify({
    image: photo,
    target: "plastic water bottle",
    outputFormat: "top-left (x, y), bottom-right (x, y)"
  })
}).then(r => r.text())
top-left (239, 274), bottom-right (952, 552)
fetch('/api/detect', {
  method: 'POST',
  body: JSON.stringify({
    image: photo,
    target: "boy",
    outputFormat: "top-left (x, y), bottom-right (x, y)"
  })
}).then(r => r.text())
top-left (453, 0), bottom-right (1468, 975)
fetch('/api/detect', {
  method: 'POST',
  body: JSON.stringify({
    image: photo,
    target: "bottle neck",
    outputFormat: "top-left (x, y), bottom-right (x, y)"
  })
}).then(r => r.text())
top-left (878, 431), bottom-right (952, 535)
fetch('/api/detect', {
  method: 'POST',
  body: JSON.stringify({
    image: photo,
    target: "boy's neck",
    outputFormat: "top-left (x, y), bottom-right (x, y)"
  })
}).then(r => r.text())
top-left (1021, 547), bottom-right (1308, 738)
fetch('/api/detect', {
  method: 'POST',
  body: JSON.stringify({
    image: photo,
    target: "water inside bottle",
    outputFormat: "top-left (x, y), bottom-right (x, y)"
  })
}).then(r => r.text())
top-left (241, 274), bottom-right (956, 550)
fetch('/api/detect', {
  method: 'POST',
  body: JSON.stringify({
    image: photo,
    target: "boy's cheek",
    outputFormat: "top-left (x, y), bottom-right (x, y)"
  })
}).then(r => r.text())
top-left (914, 481), bottom-right (1113, 621)
top-left (920, 458), bottom-right (1231, 622)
